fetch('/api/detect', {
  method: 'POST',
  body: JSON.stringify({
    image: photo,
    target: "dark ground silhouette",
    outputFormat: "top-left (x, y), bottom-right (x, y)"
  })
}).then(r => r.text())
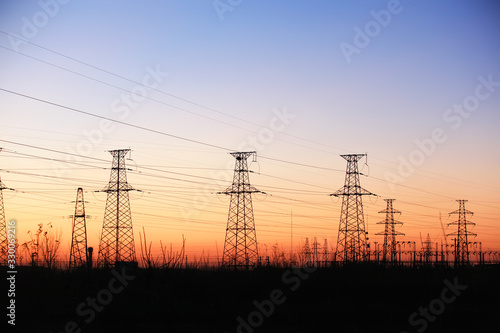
top-left (3, 264), bottom-right (500, 332)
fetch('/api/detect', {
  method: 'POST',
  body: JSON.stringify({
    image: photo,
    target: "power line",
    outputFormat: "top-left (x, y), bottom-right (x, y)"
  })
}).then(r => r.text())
top-left (366, 173), bottom-right (499, 211)
top-left (0, 44), bottom-right (347, 156)
top-left (0, 88), bottom-right (232, 151)
top-left (259, 155), bottom-right (343, 172)
top-left (0, 31), bottom-right (353, 154)
top-left (2, 34), bottom-right (498, 198)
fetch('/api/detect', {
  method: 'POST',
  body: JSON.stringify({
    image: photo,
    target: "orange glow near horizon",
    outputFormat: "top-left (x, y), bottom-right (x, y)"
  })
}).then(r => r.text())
top-left (1, 1), bottom-right (499, 268)
top-left (4, 150), bottom-right (499, 267)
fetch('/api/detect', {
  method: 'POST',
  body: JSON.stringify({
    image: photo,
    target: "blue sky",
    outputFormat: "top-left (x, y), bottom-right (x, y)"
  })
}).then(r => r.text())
top-left (0, 0), bottom-right (499, 256)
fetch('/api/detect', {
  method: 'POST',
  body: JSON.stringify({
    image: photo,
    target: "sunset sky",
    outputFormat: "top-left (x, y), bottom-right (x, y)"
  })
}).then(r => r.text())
top-left (1, 0), bottom-right (499, 263)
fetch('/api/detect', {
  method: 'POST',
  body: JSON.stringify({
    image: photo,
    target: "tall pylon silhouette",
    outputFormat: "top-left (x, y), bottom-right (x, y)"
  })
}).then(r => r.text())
top-left (0, 175), bottom-right (8, 265)
top-left (69, 188), bottom-right (88, 270)
top-left (376, 199), bottom-right (404, 263)
top-left (220, 152), bottom-right (262, 269)
top-left (447, 200), bottom-right (476, 266)
top-left (97, 149), bottom-right (137, 267)
top-left (331, 154), bottom-right (375, 263)
top-left (0, 148), bottom-right (13, 266)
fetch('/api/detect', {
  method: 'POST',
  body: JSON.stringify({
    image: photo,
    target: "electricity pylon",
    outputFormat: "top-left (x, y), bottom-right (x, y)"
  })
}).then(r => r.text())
top-left (0, 176), bottom-right (8, 265)
top-left (421, 233), bottom-right (433, 264)
top-left (69, 188), bottom-right (88, 270)
top-left (0, 148), bottom-right (14, 266)
top-left (220, 152), bottom-right (262, 269)
top-left (97, 149), bottom-right (137, 267)
top-left (303, 237), bottom-right (312, 266)
top-left (323, 239), bottom-right (329, 266)
top-left (447, 200), bottom-right (476, 266)
top-left (376, 199), bottom-right (404, 263)
top-left (312, 237), bottom-right (320, 266)
top-left (331, 154), bottom-right (375, 263)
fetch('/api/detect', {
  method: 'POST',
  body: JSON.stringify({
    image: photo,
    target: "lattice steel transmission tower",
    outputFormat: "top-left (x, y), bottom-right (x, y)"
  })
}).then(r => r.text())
top-left (331, 154), bottom-right (375, 263)
top-left (69, 188), bottom-right (88, 270)
top-left (97, 149), bottom-right (137, 267)
top-left (421, 233), bottom-right (433, 263)
top-left (303, 237), bottom-right (312, 266)
top-left (323, 239), bottom-right (329, 265)
top-left (312, 237), bottom-right (320, 266)
top-left (447, 200), bottom-right (476, 266)
top-left (0, 148), bottom-right (14, 266)
top-left (220, 152), bottom-right (262, 269)
top-left (376, 199), bottom-right (404, 263)
top-left (0, 175), bottom-right (8, 265)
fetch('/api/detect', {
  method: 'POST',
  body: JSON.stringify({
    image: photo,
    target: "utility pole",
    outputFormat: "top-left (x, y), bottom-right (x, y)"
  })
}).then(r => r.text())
top-left (331, 154), bottom-right (375, 263)
top-left (220, 152), bottom-right (262, 269)
top-left (97, 149), bottom-right (138, 267)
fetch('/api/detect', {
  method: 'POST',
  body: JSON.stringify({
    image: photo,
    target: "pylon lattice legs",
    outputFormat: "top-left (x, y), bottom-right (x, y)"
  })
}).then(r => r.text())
top-left (376, 199), bottom-right (403, 263)
top-left (221, 152), bottom-right (261, 269)
top-left (331, 154), bottom-right (374, 263)
top-left (97, 149), bottom-right (137, 267)
top-left (69, 188), bottom-right (88, 270)
top-left (447, 200), bottom-right (476, 266)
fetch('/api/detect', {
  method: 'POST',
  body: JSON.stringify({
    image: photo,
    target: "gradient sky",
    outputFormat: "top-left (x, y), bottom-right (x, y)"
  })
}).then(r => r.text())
top-left (1, 0), bottom-right (499, 263)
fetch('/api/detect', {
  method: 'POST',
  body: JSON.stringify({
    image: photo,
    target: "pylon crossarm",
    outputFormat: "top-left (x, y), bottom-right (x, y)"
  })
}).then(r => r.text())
top-left (378, 208), bottom-right (402, 214)
top-left (449, 209), bottom-right (474, 216)
top-left (331, 186), bottom-right (374, 197)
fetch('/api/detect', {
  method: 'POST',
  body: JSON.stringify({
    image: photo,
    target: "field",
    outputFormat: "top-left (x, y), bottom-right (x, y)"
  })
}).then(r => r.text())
top-left (5, 264), bottom-right (500, 333)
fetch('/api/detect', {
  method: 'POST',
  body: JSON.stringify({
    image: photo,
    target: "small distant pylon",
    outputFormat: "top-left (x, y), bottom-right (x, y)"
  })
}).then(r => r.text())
top-left (323, 239), bottom-right (329, 266)
top-left (422, 233), bottom-right (433, 263)
top-left (447, 200), bottom-right (476, 266)
top-left (220, 152), bottom-right (262, 269)
top-left (303, 237), bottom-right (312, 266)
top-left (97, 149), bottom-right (137, 267)
top-left (376, 199), bottom-right (404, 263)
top-left (331, 154), bottom-right (375, 263)
top-left (69, 188), bottom-right (88, 270)
top-left (312, 237), bottom-right (320, 266)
